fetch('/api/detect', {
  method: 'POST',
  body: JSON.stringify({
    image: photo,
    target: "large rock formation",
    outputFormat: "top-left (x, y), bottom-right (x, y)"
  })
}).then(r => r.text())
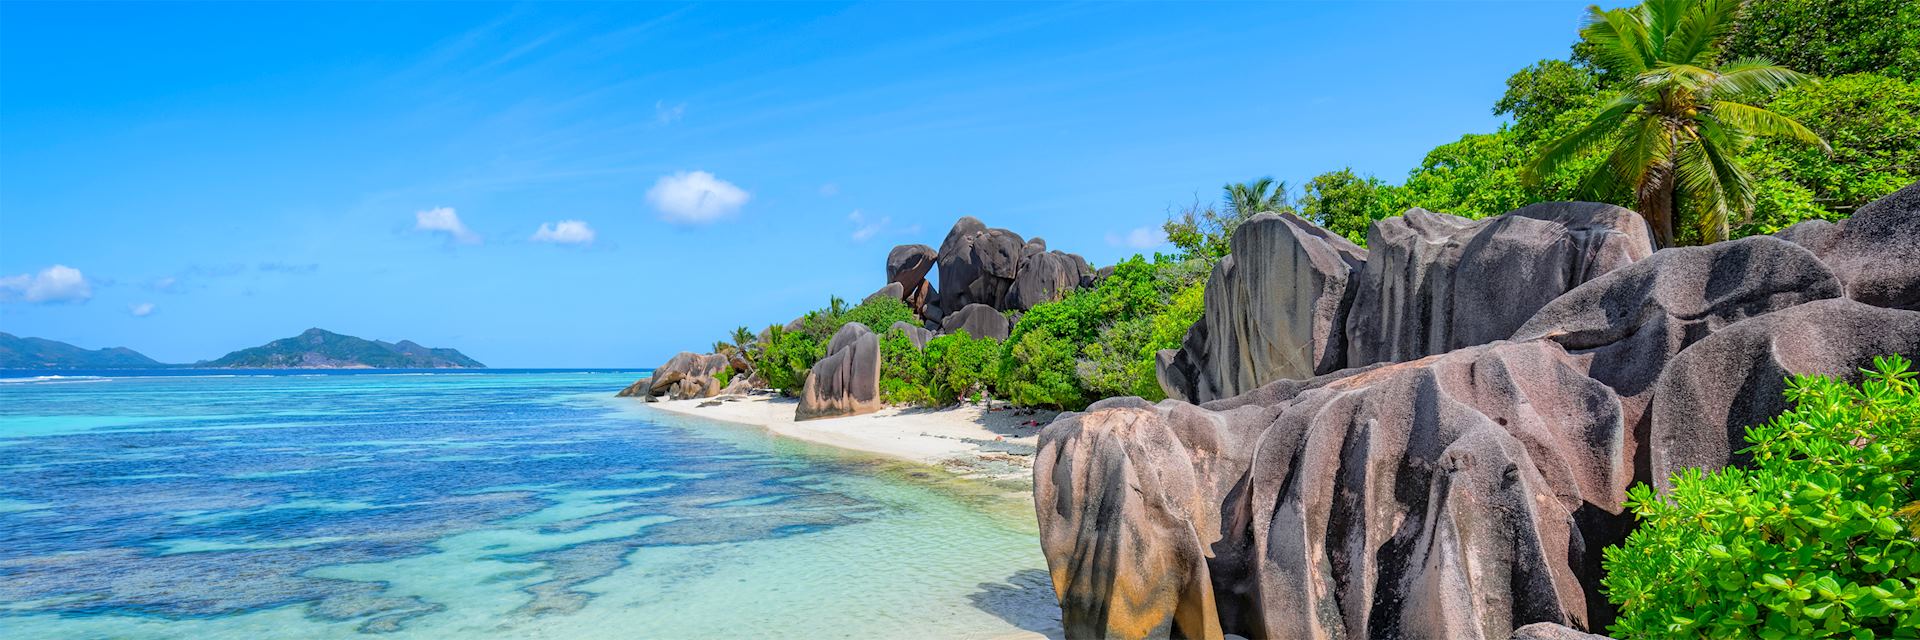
top-left (1040, 341), bottom-right (1633, 639)
top-left (887, 244), bottom-right (939, 315)
top-left (1345, 202), bottom-right (1654, 369)
top-left (936, 217), bottom-right (1027, 314)
top-left (1646, 299), bottom-right (1920, 490)
top-left (796, 323), bottom-right (883, 420)
top-left (889, 320), bottom-right (934, 349)
top-left (1778, 180), bottom-right (1920, 310)
top-left (1156, 212), bottom-right (1366, 403)
top-left (616, 352), bottom-right (731, 401)
top-left (940, 303), bottom-right (1010, 341)
top-left (1007, 249), bottom-right (1095, 310)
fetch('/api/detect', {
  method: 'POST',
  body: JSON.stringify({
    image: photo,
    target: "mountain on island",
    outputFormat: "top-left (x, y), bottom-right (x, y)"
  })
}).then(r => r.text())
top-left (200, 328), bottom-right (485, 369)
top-left (0, 332), bottom-right (168, 369)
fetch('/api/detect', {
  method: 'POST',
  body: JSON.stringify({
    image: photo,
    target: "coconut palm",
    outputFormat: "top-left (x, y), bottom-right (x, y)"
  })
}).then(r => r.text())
top-left (1222, 177), bottom-right (1291, 218)
top-left (1530, 0), bottom-right (1828, 247)
top-left (730, 326), bottom-right (756, 351)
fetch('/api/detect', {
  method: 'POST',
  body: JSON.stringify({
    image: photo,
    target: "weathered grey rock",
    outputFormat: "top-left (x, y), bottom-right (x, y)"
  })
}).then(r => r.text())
top-left (940, 303), bottom-right (1010, 341)
top-left (864, 282), bottom-right (904, 305)
top-left (1648, 299), bottom-right (1920, 491)
top-left (889, 320), bottom-right (934, 349)
top-left (1512, 235), bottom-right (1843, 501)
top-left (1006, 249), bottom-right (1095, 310)
top-left (618, 352), bottom-right (730, 401)
top-left (1039, 341), bottom-right (1628, 639)
top-left (720, 376), bottom-right (755, 396)
top-left (796, 323), bottom-right (882, 421)
top-left (1158, 212), bottom-right (1365, 403)
top-left (1346, 202), bottom-right (1654, 368)
top-left (1034, 396), bottom-right (1273, 640)
top-left (886, 244), bottom-right (937, 290)
top-left (1790, 180), bottom-right (1920, 310)
top-left (935, 216), bottom-right (1026, 313)
top-left (1510, 623), bottom-right (1617, 640)
top-left (615, 376), bottom-right (652, 398)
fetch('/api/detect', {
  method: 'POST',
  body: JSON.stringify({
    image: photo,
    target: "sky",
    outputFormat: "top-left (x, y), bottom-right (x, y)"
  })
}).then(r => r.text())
top-left (1, 1), bottom-right (1609, 367)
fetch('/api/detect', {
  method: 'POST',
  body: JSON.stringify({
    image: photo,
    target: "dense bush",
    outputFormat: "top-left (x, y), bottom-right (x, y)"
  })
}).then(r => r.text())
top-left (1002, 328), bottom-right (1084, 409)
top-left (755, 325), bottom-right (821, 395)
top-left (877, 329), bottom-right (934, 405)
top-left (839, 297), bottom-right (917, 334)
top-left (1602, 355), bottom-right (1920, 639)
top-left (924, 331), bottom-right (1000, 405)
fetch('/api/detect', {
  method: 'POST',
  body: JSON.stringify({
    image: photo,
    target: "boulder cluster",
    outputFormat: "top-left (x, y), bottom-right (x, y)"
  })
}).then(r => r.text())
top-left (1036, 184), bottom-right (1920, 640)
top-left (623, 216), bottom-right (1099, 421)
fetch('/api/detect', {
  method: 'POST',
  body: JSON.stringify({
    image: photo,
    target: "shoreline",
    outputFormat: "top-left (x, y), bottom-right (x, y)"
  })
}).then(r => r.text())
top-left (636, 394), bottom-right (1055, 484)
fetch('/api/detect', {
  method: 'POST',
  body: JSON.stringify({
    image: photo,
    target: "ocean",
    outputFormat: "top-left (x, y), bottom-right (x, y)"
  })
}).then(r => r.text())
top-left (0, 370), bottom-right (1056, 639)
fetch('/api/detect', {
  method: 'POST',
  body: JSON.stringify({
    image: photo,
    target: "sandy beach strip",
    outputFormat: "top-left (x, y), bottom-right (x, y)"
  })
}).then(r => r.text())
top-left (638, 394), bottom-right (1055, 481)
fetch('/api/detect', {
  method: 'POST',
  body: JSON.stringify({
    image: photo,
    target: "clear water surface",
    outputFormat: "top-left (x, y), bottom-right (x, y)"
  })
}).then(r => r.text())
top-left (0, 370), bottom-right (1056, 639)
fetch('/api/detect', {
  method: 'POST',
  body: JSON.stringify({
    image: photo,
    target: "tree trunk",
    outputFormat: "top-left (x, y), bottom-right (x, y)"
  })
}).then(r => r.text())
top-left (1639, 166), bottom-right (1677, 249)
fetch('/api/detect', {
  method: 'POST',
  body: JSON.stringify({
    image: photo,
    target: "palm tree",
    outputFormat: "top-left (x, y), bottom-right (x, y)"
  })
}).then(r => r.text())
top-left (730, 326), bottom-right (756, 352)
top-left (1222, 177), bottom-right (1291, 218)
top-left (827, 295), bottom-right (848, 317)
top-left (1530, 0), bottom-right (1827, 247)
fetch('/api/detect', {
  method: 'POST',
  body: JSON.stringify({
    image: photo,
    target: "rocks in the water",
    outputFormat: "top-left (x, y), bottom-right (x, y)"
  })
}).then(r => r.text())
top-left (1783, 180), bottom-right (1920, 310)
top-left (936, 216), bottom-right (1027, 314)
top-left (889, 320), bottom-right (934, 349)
top-left (796, 323), bottom-right (883, 420)
top-left (1346, 202), bottom-right (1654, 369)
top-left (1006, 249), bottom-right (1095, 310)
top-left (1040, 340), bottom-right (1627, 639)
top-left (1647, 299), bottom-right (1920, 491)
top-left (617, 352), bottom-right (731, 401)
top-left (1511, 623), bottom-right (1618, 640)
top-left (1158, 212), bottom-right (1366, 403)
top-left (939, 303), bottom-right (1010, 341)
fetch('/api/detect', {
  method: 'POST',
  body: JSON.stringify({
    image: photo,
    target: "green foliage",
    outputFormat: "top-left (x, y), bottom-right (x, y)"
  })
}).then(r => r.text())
top-left (924, 331), bottom-right (1001, 406)
top-left (839, 296), bottom-right (917, 334)
top-left (715, 366), bottom-right (736, 389)
top-left (1533, 0), bottom-right (1829, 246)
top-left (877, 330), bottom-right (934, 405)
top-left (1495, 59), bottom-right (1602, 136)
top-left (1299, 168), bottom-right (1398, 244)
top-left (1751, 73), bottom-right (1920, 215)
top-left (1001, 328), bottom-right (1084, 409)
top-left (1077, 317), bottom-right (1154, 402)
top-left (1223, 177), bottom-right (1294, 218)
top-left (1603, 356), bottom-right (1920, 639)
top-left (1725, 0), bottom-right (1920, 81)
top-left (756, 326), bottom-right (822, 396)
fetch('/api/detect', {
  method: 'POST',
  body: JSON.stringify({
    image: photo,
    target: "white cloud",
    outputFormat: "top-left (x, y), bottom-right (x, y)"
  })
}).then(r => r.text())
top-left (0, 265), bottom-right (92, 303)
top-left (129, 302), bottom-right (156, 317)
top-left (845, 211), bottom-right (917, 242)
top-left (818, 183), bottom-right (840, 197)
top-left (415, 206), bottom-right (481, 244)
top-left (531, 219), bottom-right (596, 245)
top-left (149, 276), bottom-right (178, 292)
top-left (1106, 226), bottom-right (1166, 249)
top-left (655, 100), bottom-right (686, 124)
top-left (646, 171), bottom-right (750, 224)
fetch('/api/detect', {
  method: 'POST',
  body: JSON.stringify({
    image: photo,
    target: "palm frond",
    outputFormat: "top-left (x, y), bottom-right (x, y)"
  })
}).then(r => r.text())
top-left (1528, 93), bottom-right (1641, 183)
top-left (1583, 6), bottom-right (1654, 76)
top-left (1641, 63), bottom-right (1719, 93)
top-left (1662, 0), bottom-right (1740, 65)
top-left (1710, 101), bottom-right (1830, 153)
top-left (1614, 115), bottom-right (1675, 203)
top-left (1709, 60), bottom-right (1817, 102)
top-left (1674, 124), bottom-right (1751, 242)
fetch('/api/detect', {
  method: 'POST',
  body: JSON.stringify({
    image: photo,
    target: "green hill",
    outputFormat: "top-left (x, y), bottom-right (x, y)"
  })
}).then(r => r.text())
top-left (201, 328), bottom-right (484, 369)
top-left (0, 332), bottom-right (168, 369)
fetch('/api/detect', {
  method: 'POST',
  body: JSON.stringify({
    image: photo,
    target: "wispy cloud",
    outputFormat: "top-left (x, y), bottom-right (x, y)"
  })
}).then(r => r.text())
top-left (1106, 226), bottom-right (1165, 249)
top-left (847, 210), bottom-right (918, 242)
top-left (415, 206), bottom-right (481, 244)
top-left (258, 262), bottom-right (319, 274)
top-left (654, 100), bottom-right (686, 125)
top-left (129, 302), bottom-right (156, 317)
top-left (818, 183), bottom-right (840, 197)
top-left (0, 265), bottom-right (92, 303)
top-left (531, 220), bottom-right (596, 245)
top-left (647, 171), bottom-right (749, 224)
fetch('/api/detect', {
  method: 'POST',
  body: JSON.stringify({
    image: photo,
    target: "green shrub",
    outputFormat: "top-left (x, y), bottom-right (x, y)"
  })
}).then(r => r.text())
top-left (1001, 328), bottom-right (1085, 409)
top-left (715, 366), bottom-right (736, 389)
top-left (925, 331), bottom-right (1000, 405)
top-left (878, 329), bottom-right (934, 405)
top-left (1078, 318), bottom-right (1152, 401)
top-left (840, 296), bottom-right (917, 334)
top-left (757, 326), bottom-right (822, 395)
top-left (1603, 355), bottom-right (1920, 639)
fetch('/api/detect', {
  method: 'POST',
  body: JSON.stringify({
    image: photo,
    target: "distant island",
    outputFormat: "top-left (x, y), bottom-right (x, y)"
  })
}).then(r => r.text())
top-left (0, 328), bottom-right (483, 369)
top-left (0, 332), bottom-right (166, 369)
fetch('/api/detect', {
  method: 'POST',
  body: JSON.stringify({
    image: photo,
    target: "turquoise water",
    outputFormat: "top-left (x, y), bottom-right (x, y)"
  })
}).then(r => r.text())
top-left (0, 372), bottom-right (1056, 639)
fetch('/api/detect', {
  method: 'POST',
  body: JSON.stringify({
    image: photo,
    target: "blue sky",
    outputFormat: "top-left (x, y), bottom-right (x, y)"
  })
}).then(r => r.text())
top-left (1, 1), bottom-right (1605, 367)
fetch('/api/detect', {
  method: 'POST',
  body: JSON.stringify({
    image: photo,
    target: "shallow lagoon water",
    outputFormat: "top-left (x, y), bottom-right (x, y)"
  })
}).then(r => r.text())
top-left (0, 372), bottom-right (1058, 639)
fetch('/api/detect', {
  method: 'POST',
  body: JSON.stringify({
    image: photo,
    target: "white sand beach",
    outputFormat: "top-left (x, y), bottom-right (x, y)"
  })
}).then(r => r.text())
top-left (640, 394), bottom-right (1057, 483)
